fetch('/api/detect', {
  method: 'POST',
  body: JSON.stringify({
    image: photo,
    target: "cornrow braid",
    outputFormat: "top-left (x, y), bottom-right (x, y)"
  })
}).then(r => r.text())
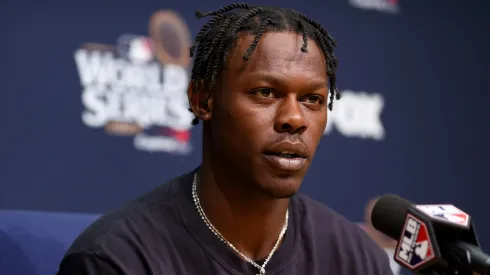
top-left (313, 28), bottom-right (338, 110)
top-left (205, 7), bottom-right (263, 90)
top-left (292, 11), bottom-right (337, 49)
top-left (243, 18), bottom-right (273, 60)
top-left (195, 3), bottom-right (252, 18)
top-left (205, 16), bottom-right (237, 89)
top-left (188, 3), bottom-right (340, 125)
top-left (189, 14), bottom-right (224, 57)
top-left (298, 20), bottom-right (308, 53)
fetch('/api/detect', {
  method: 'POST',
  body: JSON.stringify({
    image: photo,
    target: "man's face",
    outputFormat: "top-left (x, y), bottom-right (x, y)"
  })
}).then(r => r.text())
top-left (208, 32), bottom-right (329, 198)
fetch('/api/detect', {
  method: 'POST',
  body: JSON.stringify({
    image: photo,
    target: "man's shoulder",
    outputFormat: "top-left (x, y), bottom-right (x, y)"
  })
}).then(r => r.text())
top-left (65, 171), bottom-right (193, 255)
top-left (293, 193), bottom-right (393, 274)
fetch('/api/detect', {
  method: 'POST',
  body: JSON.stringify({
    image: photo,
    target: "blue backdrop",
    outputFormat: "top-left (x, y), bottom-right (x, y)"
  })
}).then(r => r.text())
top-left (2, 0), bottom-right (489, 274)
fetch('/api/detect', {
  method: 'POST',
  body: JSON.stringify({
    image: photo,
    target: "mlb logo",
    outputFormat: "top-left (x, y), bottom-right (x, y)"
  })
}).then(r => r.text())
top-left (395, 214), bottom-right (435, 270)
top-left (416, 204), bottom-right (470, 228)
top-left (116, 35), bottom-right (155, 64)
top-left (348, 0), bottom-right (400, 14)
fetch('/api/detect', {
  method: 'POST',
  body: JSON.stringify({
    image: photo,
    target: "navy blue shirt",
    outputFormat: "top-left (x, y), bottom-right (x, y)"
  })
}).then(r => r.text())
top-left (58, 170), bottom-right (393, 274)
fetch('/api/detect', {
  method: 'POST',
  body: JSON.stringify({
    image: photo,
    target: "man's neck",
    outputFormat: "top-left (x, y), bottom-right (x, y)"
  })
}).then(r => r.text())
top-left (196, 161), bottom-right (289, 261)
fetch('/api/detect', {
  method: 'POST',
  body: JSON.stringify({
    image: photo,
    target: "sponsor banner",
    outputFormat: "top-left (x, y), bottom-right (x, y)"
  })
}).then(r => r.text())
top-left (325, 90), bottom-right (385, 141)
top-left (74, 10), bottom-right (194, 154)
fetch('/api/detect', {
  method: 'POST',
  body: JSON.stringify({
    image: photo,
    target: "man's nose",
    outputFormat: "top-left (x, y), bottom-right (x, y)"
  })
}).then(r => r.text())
top-left (274, 96), bottom-right (308, 135)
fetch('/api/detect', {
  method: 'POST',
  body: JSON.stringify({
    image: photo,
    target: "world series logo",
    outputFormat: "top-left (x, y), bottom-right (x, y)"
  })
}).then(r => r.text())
top-left (74, 10), bottom-right (194, 154)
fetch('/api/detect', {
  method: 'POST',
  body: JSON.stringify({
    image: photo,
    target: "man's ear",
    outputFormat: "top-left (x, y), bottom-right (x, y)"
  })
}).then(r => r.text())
top-left (187, 79), bottom-right (213, 122)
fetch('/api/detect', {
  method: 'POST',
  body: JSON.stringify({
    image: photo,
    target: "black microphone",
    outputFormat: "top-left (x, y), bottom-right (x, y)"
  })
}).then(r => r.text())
top-left (370, 194), bottom-right (490, 275)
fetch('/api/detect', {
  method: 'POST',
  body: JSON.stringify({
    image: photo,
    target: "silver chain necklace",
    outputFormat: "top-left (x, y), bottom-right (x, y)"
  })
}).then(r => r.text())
top-left (192, 173), bottom-right (288, 275)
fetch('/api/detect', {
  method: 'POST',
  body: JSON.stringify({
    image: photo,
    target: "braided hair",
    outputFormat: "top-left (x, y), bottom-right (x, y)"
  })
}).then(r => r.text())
top-left (188, 3), bottom-right (340, 125)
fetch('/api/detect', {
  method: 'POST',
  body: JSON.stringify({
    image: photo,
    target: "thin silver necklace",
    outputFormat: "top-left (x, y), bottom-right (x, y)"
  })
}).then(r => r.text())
top-left (191, 173), bottom-right (288, 275)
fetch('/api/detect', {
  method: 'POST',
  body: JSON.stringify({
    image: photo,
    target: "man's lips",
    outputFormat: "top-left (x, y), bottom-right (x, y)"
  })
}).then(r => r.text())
top-left (263, 141), bottom-right (308, 159)
top-left (263, 141), bottom-right (308, 171)
top-left (263, 154), bottom-right (307, 171)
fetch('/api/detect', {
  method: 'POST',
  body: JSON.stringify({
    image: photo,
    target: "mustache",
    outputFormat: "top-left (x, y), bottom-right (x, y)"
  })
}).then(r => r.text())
top-left (271, 133), bottom-right (305, 145)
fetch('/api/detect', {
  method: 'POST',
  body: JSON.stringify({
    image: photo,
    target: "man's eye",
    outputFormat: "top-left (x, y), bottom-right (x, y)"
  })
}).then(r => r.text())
top-left (255, 88), bottom-right (275, 98)
top-left (304, 95), bottom-right (324, 105)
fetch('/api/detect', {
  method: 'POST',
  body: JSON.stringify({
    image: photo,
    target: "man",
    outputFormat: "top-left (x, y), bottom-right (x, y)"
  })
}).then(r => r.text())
top-left (58, 3), bottom-right (393, 274)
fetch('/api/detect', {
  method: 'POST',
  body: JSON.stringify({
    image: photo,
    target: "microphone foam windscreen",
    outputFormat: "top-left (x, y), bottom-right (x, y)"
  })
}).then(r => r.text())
top-left (371, 194), bottom-right (413, 240)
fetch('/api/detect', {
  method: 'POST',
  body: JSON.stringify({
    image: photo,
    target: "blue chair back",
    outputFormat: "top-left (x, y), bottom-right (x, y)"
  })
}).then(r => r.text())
top-left (0, 210), bottom-right (99, 275)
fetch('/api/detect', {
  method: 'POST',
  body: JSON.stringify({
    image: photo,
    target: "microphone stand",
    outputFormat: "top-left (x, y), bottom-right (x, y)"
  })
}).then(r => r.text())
top-left (420, 267), bottom-right (472, 275)
top-left (419, 246), bottom-right (480, 275)
top-left (420, 267), bottom-right (466, 275)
